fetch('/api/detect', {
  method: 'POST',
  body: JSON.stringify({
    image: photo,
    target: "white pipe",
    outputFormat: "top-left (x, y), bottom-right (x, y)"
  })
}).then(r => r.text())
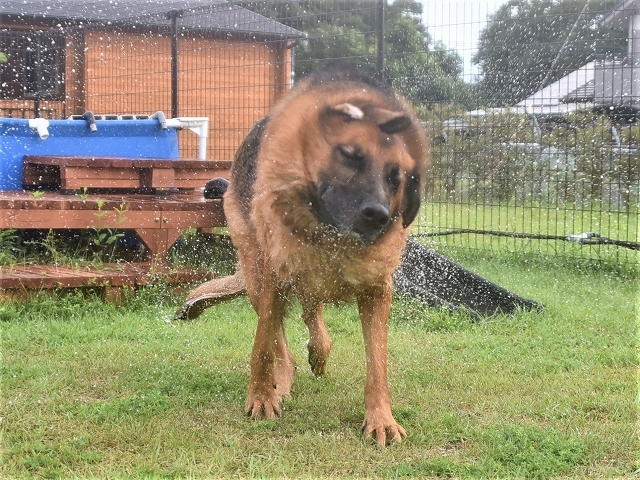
top-left (198, 135), bottom-right (207, 161)
top-left (165, 118), bottom-right (182, 129)
top-left (176, 117), bottom-right (209, 160)
top-left (163, 117), bottom-right (209, 160)
top-left (28, 118), bottom-right (50, 139)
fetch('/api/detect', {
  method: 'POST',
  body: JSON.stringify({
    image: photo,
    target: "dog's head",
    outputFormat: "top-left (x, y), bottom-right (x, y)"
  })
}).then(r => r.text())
top-left (307, 100), bottom-right (426, 246)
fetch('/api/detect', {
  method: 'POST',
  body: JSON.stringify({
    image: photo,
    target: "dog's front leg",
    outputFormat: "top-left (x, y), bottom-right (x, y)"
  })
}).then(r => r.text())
top-left (245, 273), bottom-right (289, 419)
top-left (301, 299), bottom-right (332, 376)
top-left (357, 282), bottom-right (407, 446)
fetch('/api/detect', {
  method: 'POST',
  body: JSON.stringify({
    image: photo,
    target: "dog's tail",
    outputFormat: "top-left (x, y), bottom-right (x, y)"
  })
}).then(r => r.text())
top-left (174, 270), bottom-right (247, 321)
top-left (173, 175), bottom-right (245, 321)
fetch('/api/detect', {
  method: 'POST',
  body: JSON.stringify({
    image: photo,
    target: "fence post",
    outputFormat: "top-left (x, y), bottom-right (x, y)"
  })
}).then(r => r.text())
top-left (376, 0), bottom-right (386, 81)
top-left (169, 11), bottom-right (181, 119)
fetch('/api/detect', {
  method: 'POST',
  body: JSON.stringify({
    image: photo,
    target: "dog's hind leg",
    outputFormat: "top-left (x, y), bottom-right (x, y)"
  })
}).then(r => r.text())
top-left (301, 299), bottom-right (332, 376)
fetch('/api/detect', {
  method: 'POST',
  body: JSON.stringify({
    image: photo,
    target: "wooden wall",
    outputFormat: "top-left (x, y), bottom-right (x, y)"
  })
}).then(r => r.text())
top-left (178, 37), bottom-right (291, 160)
top-left (83, 29), bottom-right (292, 161)
top-left (84, 30), bottom-right (173, 116)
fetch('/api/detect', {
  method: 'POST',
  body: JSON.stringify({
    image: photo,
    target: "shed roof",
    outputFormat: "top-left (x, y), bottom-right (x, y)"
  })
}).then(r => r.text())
top-left (1, 0), bottom-right (306, 39)
top-left (514, 62), bottom-right (595, 116)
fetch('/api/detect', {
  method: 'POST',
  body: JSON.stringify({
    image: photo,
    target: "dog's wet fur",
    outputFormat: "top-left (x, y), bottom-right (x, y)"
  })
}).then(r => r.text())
top-left (184, 69), bottom-right (428, 445)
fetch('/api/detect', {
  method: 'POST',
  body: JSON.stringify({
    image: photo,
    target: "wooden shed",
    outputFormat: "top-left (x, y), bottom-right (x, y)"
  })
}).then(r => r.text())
top-left (0, 0), bottom-right (305, 160)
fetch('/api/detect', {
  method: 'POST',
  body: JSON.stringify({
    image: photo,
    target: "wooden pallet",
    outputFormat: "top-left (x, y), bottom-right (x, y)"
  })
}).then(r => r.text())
top-left (0, 263), bottom-right (214, 303)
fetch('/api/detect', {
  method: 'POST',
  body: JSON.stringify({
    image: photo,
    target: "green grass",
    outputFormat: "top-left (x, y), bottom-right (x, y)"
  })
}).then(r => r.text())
top-left (1, 251), bottom-right (637, 478)
top-left (416, 202), bottom-right (640, 267)
top-left (419, 202), bottom-right (639, 239)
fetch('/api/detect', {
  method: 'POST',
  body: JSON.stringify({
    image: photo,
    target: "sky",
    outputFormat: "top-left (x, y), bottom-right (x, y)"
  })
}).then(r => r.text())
top-left (420, 0), bottom-right (510, 81)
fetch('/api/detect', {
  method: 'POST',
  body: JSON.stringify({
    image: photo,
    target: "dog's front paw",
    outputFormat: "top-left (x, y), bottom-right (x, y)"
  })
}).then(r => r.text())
top-left (245, 390), bottom-right (281, 419)
top-left (362, 411), bottom-right (407, 446)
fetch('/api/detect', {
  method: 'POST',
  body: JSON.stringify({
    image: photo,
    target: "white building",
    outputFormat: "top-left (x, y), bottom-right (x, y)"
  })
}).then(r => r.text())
top-left (594, 0), bottom-right (640, 110)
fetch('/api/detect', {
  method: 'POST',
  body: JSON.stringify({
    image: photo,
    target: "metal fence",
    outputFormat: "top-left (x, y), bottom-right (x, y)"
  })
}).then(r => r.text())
top-left (3, 0), bottom-right (638, 265)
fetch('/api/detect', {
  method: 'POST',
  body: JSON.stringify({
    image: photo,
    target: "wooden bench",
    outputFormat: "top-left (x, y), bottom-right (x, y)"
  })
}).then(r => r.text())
top-left (0, 190), bottom-right (226, 260)
top-left (23, 155), bottom-right (232, 191)
top-left (1, 155), bottom-right (232, 300)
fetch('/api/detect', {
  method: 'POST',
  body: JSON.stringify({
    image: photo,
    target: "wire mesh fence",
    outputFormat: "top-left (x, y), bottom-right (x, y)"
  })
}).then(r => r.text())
top-left (1, 0), bottom-right (638, 265)
top-left (238, 0), bottom-right (639, 266)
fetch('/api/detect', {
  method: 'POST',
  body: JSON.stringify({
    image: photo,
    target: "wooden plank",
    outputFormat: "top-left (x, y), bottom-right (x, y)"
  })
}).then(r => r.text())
top-left (24, 156), bottom-right (136, 167)
top-left (0, 263), bottom-right (214, 295)
top-left (145, 160), bottom-right (176, 169)
top-left (173, 166), bottom-right (231, 189)
top-left (23, 156), bottom-right (228, 169)
top-left (174, 168), bottom-right (226, 180)
top-left (139, 167), bottom-right (175, 189)
top-left (60, 166), bottom-right (141, 189)
top-left (22, 156), bottom-right (232, 191)
top-left (0, 209), bottom-right (164, 229)
top-left (174, 178), bottom-right (210, 189)
top-left (60, 166), bottom-right (141, 181)
top-left (161, 209), bottom-right (226, 228)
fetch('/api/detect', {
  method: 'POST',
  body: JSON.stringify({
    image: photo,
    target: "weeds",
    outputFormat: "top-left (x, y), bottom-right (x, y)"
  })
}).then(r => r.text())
top-left (0, 224), bottom-right (237, 270)
top-left (0, 229), bottom-right (24, 264)
top-left (168, 229), bottom-right (237, 275)
top-left (75, 187), bottom-right (89, 202)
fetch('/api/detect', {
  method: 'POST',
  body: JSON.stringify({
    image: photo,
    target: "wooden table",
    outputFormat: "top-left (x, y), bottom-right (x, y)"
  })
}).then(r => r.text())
top-left (11, 155), bottom-right (232, 258)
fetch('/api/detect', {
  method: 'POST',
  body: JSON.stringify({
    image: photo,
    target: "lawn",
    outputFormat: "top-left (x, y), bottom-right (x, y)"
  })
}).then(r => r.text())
top-left (416, 202), bottom-right (640, 265)
top-left (1, 247), bottom-right (638, 479)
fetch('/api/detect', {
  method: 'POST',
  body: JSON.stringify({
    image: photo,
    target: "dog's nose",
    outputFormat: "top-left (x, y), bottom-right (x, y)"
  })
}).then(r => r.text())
top-left (361, 201), bottom-right (390, 230)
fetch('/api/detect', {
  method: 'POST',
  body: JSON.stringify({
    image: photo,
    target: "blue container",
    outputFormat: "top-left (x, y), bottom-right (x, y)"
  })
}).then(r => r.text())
top-left (0, 117), bottom-right (180, 190)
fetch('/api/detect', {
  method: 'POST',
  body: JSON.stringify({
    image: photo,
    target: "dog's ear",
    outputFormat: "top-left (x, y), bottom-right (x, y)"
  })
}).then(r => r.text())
top-left (402, 170), bottom-right (422, 228)
top-left (321, 103), bottom-right (363, 140)
top-left (329, 103), bottom-right (364, 120)
top-left (326, 103), bottom-right (411, 134)
top-left (363, 105), bottom-right (412, 134)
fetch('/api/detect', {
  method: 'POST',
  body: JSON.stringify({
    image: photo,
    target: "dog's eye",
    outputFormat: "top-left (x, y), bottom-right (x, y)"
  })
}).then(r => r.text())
top-left (386, 165), bottom-right (401, 192)
top-left (337, 145), bottom-right (364, 164)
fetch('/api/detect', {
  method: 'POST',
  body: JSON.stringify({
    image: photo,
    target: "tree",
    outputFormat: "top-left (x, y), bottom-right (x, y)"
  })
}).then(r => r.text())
top-left (473, 0), bottom-right (626, 106)
top-left (384, 1), bottom-right (473, 105)
top-left (245, 0), bottom-right (471, 105)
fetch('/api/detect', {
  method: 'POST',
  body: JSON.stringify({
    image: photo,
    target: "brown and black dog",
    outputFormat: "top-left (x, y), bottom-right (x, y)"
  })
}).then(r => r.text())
top-left (179, 69), bottom-right (428, 445)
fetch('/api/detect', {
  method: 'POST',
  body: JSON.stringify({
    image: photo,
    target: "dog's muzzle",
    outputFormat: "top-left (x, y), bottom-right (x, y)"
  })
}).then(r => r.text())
top-left (317, 185), bottom-right (391, 245)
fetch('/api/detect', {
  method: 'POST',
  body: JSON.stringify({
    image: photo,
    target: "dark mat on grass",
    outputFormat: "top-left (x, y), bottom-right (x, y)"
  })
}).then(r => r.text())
top-left (393, 239), bottom-right (542, 319)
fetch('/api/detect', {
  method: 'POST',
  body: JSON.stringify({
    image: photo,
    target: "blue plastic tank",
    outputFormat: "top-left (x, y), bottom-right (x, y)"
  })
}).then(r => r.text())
top-left (0, 117), bottom-right (180, 190)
